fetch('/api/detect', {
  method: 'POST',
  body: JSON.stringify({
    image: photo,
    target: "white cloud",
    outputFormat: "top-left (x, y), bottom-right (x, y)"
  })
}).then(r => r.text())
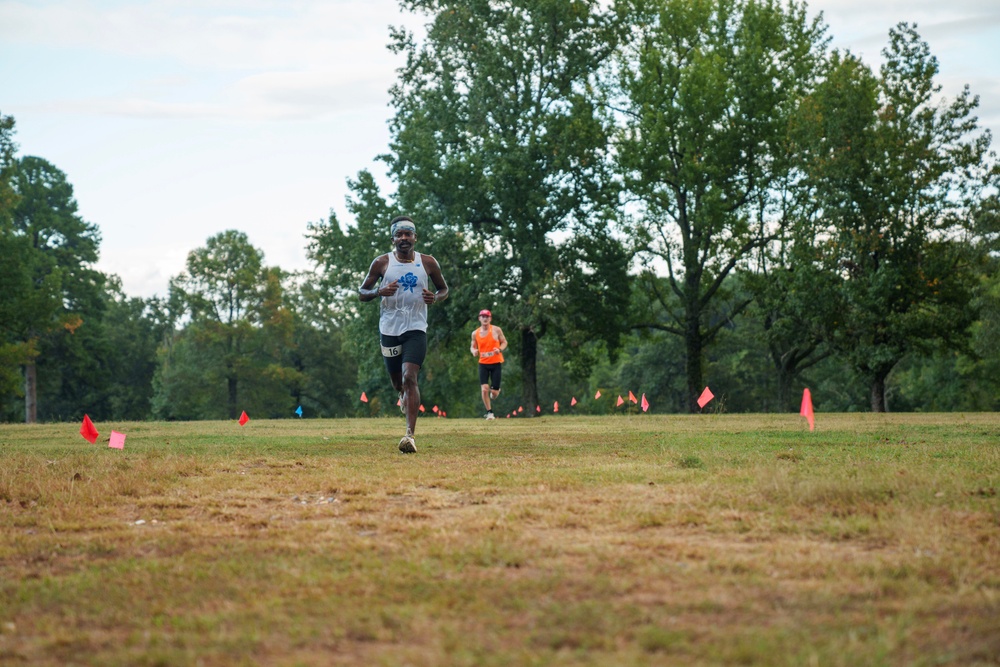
top-left (3, 0), bottom-right (996, 299)
top-left (1, 0), bottom-right (422, 121)
top-left (0, 0), bottom-right (421, 69)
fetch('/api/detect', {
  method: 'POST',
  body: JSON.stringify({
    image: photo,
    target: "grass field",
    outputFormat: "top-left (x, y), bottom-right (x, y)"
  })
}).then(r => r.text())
top-left (1, 413), bottom-right (998, 666)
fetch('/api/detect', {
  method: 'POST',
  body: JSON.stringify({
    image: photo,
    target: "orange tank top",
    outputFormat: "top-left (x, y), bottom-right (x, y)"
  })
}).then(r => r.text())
top-left (476, 325), bottom-right (504, 364)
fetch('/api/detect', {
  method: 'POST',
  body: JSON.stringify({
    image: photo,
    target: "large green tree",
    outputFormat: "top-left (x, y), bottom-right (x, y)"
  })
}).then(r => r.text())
top-left (5, 155), bottom-right (104, 422)
top-left (789, 26), bottom-right (994, 411)
top-left (0, 112), bottom-right (26, 407)
top-left (377, 0), bottom-right (630, 413)
top-left (609, 0), bottom-right (827, 411)
top-left (155, 231), bottom-right (302, 420)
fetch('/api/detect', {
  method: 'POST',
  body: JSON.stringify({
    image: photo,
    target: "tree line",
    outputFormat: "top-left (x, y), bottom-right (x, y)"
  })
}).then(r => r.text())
top-left (2, 0), bottom-right (998, 423)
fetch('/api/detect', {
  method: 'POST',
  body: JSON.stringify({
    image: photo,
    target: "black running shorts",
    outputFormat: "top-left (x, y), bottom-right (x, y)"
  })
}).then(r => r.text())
top-left (478, 362), bottom-right (502, 390)
top-left (380, 330), bottom-right (427, 375)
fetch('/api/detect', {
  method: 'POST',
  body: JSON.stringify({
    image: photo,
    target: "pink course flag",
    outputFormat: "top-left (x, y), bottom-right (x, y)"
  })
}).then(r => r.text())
top-left (697, 387), bottom-right (714, 409)
top-left (536, 405), bottom-right (541, 413)
top-left (594, 390), bottom-right (602, 400)
top-left (419, 404), bottom-right (426, 413)
top-left (571, 397), bottom-right (577, 406)
top-left (239, 410), bottom-right (250, 426)
top-left (553, 401), bottom-right (559, 413)
top-left (800, 388), bottom-right (815, 431)
top-left (641, 394), bottom-right (649, 412)
top-left (628, 391), bottom-right (637, 404)
top-left (360, 392), bottom-right (368, 403)
top-left (80, 414), bottom-right (99, 444)
top-left (108, 430), bottom-right (126, 450)
top-left (432, 405), bottom-right (439, 413)
top-left (616, 395), bottom-right (624, 407)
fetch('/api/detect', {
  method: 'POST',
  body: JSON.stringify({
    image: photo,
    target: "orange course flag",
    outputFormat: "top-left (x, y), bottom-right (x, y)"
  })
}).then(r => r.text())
top-left (571, 397), bottom-right (577, 406)
top-left (697, 387), bottom-right (714, 409)
top-left (80, 414), bottom-right (99, 443)
top-left (628, 391), bottom-right (637, 404)
top-left (800, 388), bottom-right (815, 431)
top-left (641, 394), bottom-right (649, 412)
top-left (360, 392), bottom-right (368, 403)
top-left (595, 390), bottom-right (602, 399)
top-left (616, 395), bottom-right (624, 407)
top-left (239, 410), bottom-right (250, 425)
top-left (553, 401), bottom-right (559, 413)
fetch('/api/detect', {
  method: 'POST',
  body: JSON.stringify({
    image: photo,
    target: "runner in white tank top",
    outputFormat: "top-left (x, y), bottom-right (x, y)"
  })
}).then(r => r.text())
top-left (358, 216), bottom-right (449, 454)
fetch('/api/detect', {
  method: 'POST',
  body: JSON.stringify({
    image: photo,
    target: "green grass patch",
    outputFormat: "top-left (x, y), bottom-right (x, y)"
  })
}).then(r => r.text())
top-left (1, 414), bottom-right (998, 665)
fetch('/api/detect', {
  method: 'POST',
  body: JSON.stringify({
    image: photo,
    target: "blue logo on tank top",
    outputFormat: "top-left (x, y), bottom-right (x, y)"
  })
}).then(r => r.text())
top-left (399, 272), bottom-right (418, 292)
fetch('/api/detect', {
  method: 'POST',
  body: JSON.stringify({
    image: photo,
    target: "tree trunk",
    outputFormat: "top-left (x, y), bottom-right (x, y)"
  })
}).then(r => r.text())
top-left (520, 327), bottom-right (539, 417)
top-left (24, 362), bottom-right (37, 424)
top-left (870, 372), bottom-right (888, 412)
top-left (685, 314), bottom-right (703, 413)
top-left (228, 375), bottom-right (238, 420)
top-left (777, 366), bottom-right (794, 413)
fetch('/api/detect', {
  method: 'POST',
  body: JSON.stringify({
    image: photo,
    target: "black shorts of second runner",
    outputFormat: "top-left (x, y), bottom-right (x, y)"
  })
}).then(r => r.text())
top-left (478, 362), bottom-right (502, 390)
top-left (380, 330), bottom-right (428, 375)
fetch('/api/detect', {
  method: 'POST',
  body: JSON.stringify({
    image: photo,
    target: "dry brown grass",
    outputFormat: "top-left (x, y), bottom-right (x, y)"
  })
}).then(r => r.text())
top-left (1, 413), bottom-right (998, 666)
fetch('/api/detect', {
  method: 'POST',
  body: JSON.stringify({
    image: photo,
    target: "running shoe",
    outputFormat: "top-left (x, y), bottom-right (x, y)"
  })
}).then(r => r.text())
top-left (398, 435), bottom-right (417, 453)
top-left (485, 411), bottom-right (495, 420)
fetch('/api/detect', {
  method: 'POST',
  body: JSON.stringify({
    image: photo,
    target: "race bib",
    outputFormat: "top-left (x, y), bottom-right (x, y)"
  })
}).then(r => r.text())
top-left (381, 344), bottom-right (402, 358)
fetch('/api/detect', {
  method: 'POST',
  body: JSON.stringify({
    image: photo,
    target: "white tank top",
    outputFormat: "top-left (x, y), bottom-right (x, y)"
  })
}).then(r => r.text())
top-left (380, 252), bottom-right (429, 335)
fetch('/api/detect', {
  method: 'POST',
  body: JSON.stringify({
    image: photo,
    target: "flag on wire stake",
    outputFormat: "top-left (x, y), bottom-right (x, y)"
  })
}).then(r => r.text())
top-left (697, 387), bottom-right (714, 409)
top-left (641, 394), bottom-right (650, 412)
top-left (80, 415), bottom-right (99, 443)
top-left (554, 401), bottom-right (559, 413)
top-left (628, 391), bottom-right (637, 404)
top-left (108, 431), bottom-right (125, 450)
top-left (800, 388), bottom-right (815, 431)
top-left (360, 392), bottom-right (368, 403)
top-left (295, 405), bottom-right (303, 417)
top-left (616, 395), bottom-right (624, 407)
top-left (571, 397), bottom-right (577, 406)
top-left (595, 390), bottom-right (602, 400)
top-left (239, 411), bottom-right (250, 426)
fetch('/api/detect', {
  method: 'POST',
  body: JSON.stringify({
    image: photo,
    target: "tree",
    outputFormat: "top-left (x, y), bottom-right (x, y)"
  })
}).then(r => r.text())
top-left (306, 176), bottom-right (400, 411)
top-left (609, 0), bottom-right (827, 411)
top-left (155, 231), bottom-right (301, 420)
top-left (0, 111), bottom-right (26, 407)
top-left (378, 0), bottom-right (630, 413)
top-left (743, 231), bottom-right (839, 411)
top-left (98, 282), bottom-right (172, 420)
top-left (789, 26), bottom-right (994, 411)
top-left (5, 156), bottom-right (103, 422)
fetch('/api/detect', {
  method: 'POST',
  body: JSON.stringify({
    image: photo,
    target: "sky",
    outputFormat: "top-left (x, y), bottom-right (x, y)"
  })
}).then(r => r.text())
top-left (2, 0), bottom-right (999, 299)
